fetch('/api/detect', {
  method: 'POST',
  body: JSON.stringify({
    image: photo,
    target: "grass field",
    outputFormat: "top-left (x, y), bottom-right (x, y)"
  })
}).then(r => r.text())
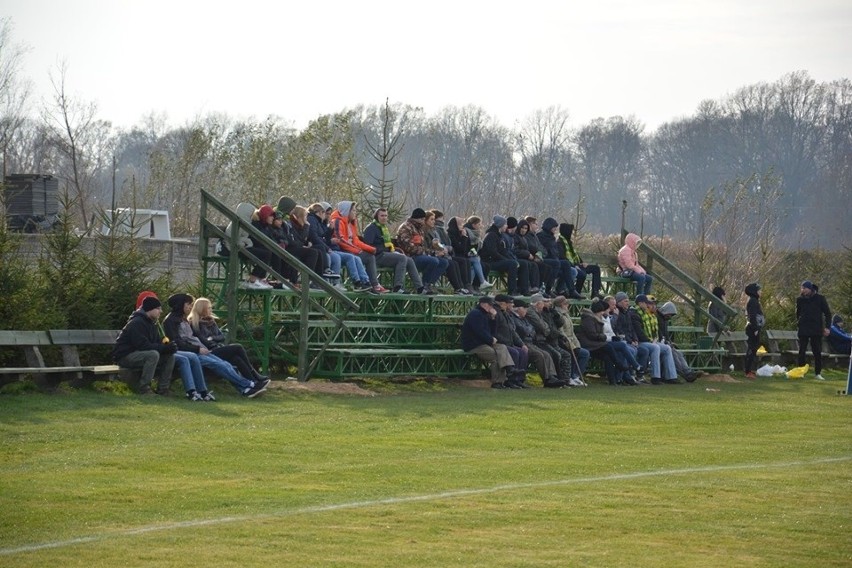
top-left (1, 370), bottom-right (851, 567)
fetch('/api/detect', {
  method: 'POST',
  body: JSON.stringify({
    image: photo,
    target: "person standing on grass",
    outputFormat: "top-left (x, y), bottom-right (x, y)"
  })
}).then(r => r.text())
top-left (112, 296), bottom-right (177, 395)
top-left (743, 282), bottom-right (765, 380)
top-left (796, 280), bottom-right (832, 381)
top-left (461, 296), bottom-right (518, 389)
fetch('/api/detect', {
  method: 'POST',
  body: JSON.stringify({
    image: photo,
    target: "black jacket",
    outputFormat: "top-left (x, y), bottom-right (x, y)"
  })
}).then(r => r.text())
top-left (461, 306), bottom-right (496, 351)
top-left (796, 292), bottom-right (831, 336)
top-left (112, 310), bottom-right (169, 361)
top-left (480, 226), bottom-right (513, 263)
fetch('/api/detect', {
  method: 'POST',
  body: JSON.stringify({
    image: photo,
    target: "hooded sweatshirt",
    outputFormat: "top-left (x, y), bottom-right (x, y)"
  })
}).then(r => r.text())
top-left (744, 283), bottom-right (765, 329)
top-left (328, 201), bottom-right (375, 255)
top-left (796, 288), bottom-right (831, 337)
top-left (112, 309), bottom-right (165, 361)
top-left (536, 218), bottom-right (562, 261)
top-left (617, 232), bottom-right (645, 275)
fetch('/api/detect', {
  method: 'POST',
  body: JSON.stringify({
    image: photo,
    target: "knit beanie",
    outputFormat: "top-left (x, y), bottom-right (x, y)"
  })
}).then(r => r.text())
top-left (258, 204), bottom-right (275, 220)
top-left (506, 216), bottom-right (518, 229)
top-left (492, 215), bottom-right (507, 229)
top-left (141, 296), bottom-right (162, 312)
top-left (411, 208), bottom-right (427, 220)
top-left (615, 291), bottom-right (629, 303)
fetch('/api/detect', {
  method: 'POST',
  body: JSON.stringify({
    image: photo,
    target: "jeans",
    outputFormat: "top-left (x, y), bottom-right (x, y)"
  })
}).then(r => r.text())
top-left (469, 256), bottom-right (486, 286)
top-left (413, 254), bottom-right (448, 285)
top-left (638, 342), bottom-right (662, 378)
top-left (628, 271), bottom-right (653, 295)
top-left (174, 351), bottom-right (208, 393)
top-left (336, 251), bottom-right (369, 283)
top-left (198, 352), bottom-right (252, 392)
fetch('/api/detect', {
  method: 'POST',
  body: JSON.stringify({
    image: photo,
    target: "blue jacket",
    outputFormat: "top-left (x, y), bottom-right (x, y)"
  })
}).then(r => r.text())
top-left (461, 306), bottom-right (496, 351)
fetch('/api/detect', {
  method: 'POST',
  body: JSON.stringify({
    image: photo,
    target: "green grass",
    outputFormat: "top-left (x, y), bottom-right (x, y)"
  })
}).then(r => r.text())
top-left (1, 370), bottom-right (851, 567)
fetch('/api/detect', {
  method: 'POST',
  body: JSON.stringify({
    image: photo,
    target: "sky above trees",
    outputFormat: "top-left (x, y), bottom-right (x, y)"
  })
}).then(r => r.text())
top-left (4, 0), bottom-right (851, 132)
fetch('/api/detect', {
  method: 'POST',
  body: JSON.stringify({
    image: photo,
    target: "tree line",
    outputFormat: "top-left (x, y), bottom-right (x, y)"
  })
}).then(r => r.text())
top-left (1, 20), bottom-right (849, 252)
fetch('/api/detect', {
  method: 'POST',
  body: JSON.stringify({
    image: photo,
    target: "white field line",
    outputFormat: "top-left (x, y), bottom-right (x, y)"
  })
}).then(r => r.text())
top-left (2, 455), bottom-right (850, 556)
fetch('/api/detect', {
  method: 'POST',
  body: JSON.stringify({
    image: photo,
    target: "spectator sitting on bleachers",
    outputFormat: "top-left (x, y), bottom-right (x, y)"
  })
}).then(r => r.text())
top-left (461, 216), bottom-right (493, 290)
top-left (559, 223), bottom-right (601, 299)
top-left (550, 295), bottom-right (591, 384)
top-left (396, 208), bottom-right (448, 295)
top-left (222, 202), bottom-right (272, 289)
top-left (480, 215), bottom-right (529, 296)
top-left (363, 208), bottom-right (424, 294)
top-left (460, 296), bottom-right (517, 389)
top-left (314, 202), bottom-right (371, 292)
top-left (448, 216), bottom-right (487, 294)
top-left (828, 314), bottom-right (851, 355)
top-left (506, 217), bottom-right (540, 295)
top-left (430, 209), bottom-right (473, 295)
top-left (423, 210), bottom-right (471, 296)
top-left (517, 217), bottom-right (555, 297)
top-left (515, 219), bottom-right (554, 297)
top-left (509, 298), bottom-right (564, 388)
top-left (112, 296), bottom-right (177, 395)
top-left (618, 232), bottom-right (652, 296)
top-left (328, 201), bottom-right (384, 294)
top-left (535, 217), bottom-right (578, 298)
top-left (284, 206), bottom-right (325, 289)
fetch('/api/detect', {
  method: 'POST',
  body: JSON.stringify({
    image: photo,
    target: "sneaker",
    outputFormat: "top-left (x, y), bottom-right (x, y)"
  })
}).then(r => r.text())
top-left (187, 391), bottom-right (204, 402)
top-left (392, 285), bottom-right (411, 294)
top-left (243, 382), bottom-right (267, 398)
top-left (419, 285), bottom-right (436, 296)
top-left (543, 378), bottom-right (567, 388)
top-left (334, 282), bottom-right (348, 291)
top-left (201, 391), bottom-right (216, 402)
top-left (745, 372), bottom-right (756, 380)
top-left (568, 377), bottom-right (585, 387)
top-left (815, 374), bottom-right (826, 381)
top-left (650, 377), bottom-right (664, 385)
top-left (256, 378), bottom-right (271, 390)
top-left (663, 378), bottom-right (682, 384)
top-left (353, 283), bottom-right (372, 294)
top-left (373, 284), bottom-right (390, 294)
top-left (480, 281), bottom-right (494, 290)
top-left (491, 381), bottom-right (507, 389)
top-left (323, 269), bottom-right (341, 280)
top-left (254, 279), bottom-right (273, 289)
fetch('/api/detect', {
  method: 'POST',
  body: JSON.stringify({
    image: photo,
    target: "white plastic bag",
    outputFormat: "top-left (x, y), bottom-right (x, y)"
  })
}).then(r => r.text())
top-left (756, 364), bottom-right (774, 377)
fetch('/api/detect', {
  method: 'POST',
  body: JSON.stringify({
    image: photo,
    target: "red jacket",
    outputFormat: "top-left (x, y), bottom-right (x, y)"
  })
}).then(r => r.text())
top-left (328, 201), bottom-right (375, 255)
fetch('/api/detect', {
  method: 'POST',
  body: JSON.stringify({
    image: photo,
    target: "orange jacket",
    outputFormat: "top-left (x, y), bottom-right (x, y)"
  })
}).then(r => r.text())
top-left (328, 201), bottom-right (375, 255)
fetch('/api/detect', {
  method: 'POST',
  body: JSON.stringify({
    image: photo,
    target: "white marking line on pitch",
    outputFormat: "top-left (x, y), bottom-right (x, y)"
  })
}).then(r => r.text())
top-left (3, 455), bottom-right (849, 556)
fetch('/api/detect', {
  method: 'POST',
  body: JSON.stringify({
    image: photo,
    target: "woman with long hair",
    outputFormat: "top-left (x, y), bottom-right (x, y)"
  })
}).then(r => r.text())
top-left (188, 297), bottom-right (268, 382)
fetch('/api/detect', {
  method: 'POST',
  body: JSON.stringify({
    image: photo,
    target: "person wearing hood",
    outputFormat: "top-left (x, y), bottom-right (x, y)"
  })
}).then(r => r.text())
top-left (480, 215), bottom-right (529, 296)
top-left (328, 201), bottom-right (386, 294)
top-left (505, 217), bottom-right (539, 295)
top-left (617, 232), bottom-right (652, 296)
top-left (396, 208), bottom-right (449, 295)
top-left (314, 203), bottom-right (372, 292)
top-left (163, 293), bottom-right (268, 398)
top-left (535, 217), bottom-right (579, 298)
top-left (283, 205), bottom-right (324, 288)
top-left (425, 210), bottom-right (472, 295)
top-left (707, 286), bottom-right (727, 334)
top-left (828, 314), bottom-right (851, 355)
top-left (112, 296), bottom-right (177, 395)
top-left (796, 280), bottom-right (832, 380)
top-left (743, 283), bottom-right (765, 379)
top-left (363, 208), bottom-right (423, 294)
top-left (657, 301), bottom-right (702, 382)
top-left (559, 223), bottom-right (601, 298)
top-left (514, 219), bottom-right (554, 297)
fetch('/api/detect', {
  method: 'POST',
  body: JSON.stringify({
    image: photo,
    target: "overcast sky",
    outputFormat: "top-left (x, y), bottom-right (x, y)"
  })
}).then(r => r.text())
top-left (5, 0), bottom-right (851, 133)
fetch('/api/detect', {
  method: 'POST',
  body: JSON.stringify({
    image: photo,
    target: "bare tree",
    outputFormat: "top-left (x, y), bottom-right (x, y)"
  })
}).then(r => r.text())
top-left (0, 17), bottom-right (32, 178)
top-left (41, 61), bottom-right (113, 230)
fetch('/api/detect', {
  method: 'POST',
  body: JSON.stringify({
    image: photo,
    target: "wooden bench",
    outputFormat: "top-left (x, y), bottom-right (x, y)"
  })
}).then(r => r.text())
top-left (765, 329), bottom-right (849, 368)
top-left (0, 329), bottom-right (133, 388)
top-left (715, 331), bottom-right (781, 367)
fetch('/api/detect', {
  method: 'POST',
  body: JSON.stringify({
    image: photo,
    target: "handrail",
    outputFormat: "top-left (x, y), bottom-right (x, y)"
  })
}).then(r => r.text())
top-left (634, 237), bottom-right (738, 339)
top-left (200, 189), bottom-right (358, 380)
